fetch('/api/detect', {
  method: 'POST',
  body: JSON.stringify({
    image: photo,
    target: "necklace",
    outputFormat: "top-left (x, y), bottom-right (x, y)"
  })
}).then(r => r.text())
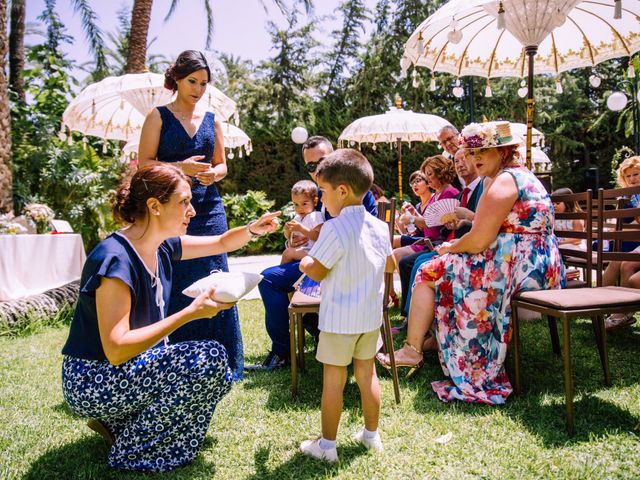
top-left (170, 101), bottom-right (192, 121)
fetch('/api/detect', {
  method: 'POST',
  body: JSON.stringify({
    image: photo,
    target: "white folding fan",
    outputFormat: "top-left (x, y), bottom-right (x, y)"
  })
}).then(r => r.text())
top-left (423, 198), bottom-right (460, 227)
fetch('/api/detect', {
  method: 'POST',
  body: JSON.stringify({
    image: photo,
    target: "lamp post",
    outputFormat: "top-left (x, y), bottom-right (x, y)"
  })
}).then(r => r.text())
top-left (291, 126), bottom-right (309, 174)
top-left (606, 79), bottom-right (640, 154)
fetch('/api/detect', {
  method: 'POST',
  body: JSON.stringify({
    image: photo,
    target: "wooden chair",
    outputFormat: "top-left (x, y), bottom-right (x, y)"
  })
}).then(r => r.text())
top-left (288, 200), bottom-right (401, 403)
top-left (511, 185), bottom-right (640, 434)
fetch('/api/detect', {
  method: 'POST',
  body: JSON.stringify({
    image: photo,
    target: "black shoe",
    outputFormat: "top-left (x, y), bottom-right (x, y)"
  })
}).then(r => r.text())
top-left (244, 351), bottom-right (290, 371)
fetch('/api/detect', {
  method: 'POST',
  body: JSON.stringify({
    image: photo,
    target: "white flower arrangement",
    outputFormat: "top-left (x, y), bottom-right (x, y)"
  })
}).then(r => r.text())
top-left (23, 203), bottom-right (54, 223)
top-left (0, 213), bottom-right (28, 235)
top-left (23, 203), bottom-right (54, 233)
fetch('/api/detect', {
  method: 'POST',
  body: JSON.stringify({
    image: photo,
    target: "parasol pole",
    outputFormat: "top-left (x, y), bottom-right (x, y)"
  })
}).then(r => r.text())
top-left (525, 45), bottom-right (538, 170)
top-left (396, 137), bottom-right (403, 202)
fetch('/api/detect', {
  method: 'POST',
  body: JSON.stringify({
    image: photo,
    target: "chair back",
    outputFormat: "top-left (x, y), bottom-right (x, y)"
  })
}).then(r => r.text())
top-left (552, 189), bottom-right (593, 286)
top-left (596, 184), bottom-right (640, 286)
top-left (377, 199), bottom-right (396, 306)
top-left (376, 199), bottom-right (396, 242)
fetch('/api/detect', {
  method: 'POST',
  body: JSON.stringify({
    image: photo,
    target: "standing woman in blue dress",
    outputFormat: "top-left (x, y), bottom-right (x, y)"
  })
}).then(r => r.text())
top-left (61, 165), bottom-right (280, 472)
top-left (138, 50), bottom-right (244, 380)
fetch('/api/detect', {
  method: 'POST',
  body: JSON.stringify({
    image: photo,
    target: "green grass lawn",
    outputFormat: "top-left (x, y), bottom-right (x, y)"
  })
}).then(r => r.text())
top-left (1, 301), bottom-right (639, 479)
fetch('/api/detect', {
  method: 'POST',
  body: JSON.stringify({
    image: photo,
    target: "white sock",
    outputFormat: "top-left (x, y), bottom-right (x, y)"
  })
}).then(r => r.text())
top-left (363, 428), bottom-right (378, 439)
top-left (319, 437), bottom-right (336, 450)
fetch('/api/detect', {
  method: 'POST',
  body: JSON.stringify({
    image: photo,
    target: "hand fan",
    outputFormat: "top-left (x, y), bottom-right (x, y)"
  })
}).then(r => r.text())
top-left (423, 198), bottom-right (460, 227)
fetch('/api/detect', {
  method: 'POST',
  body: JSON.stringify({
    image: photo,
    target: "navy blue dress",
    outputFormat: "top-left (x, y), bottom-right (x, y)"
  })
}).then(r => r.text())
top-left (156, 106), bottom-right (244, 380)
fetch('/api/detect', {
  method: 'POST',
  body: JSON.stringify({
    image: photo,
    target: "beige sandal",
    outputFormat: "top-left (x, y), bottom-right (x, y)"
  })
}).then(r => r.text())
top-left (605, 312), bottom-right (637, 331)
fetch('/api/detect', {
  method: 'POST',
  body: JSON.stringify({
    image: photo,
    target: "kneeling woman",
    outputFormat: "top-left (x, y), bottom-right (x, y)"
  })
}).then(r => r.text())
top-left (61, 165), bottom-right (279, 472)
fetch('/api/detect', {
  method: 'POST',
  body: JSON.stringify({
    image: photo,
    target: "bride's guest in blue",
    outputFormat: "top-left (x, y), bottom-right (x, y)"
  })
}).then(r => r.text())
top-left (61, 165), bottom-right (280, 473)
top-left (138, 50), bottom-right (245, 380)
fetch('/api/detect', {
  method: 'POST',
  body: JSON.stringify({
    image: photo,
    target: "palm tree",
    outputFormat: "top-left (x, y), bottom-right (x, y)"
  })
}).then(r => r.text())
top-left (0, 0), bottom-right (13, 213)
top-left (9, 0), bottom-right (26, 102)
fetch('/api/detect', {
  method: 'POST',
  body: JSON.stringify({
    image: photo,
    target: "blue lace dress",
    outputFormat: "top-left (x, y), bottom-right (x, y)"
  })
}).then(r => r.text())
top-left (156, 106), bottom-right (244, 380)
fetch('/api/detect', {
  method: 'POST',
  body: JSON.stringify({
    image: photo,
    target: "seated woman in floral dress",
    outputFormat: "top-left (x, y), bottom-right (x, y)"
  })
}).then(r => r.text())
top-left (61, 165), bottom-right (279, 472)
top-left (379, 122), bottom-right (565, 404)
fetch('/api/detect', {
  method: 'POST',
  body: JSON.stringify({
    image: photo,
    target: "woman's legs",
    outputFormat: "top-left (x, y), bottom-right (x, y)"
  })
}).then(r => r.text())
top-left (63, 341), bottom-right (232, 473)
top-left (379, 281), bottom-right (436, 366)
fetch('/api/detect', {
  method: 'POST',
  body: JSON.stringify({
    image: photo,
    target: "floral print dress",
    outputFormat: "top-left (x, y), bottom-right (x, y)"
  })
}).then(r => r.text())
top-left (416, 166), bottom-right (565, 405)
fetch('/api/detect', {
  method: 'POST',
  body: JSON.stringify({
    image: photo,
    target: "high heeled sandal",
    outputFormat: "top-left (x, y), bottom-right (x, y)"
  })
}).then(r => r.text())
top-left (376, 342), bottom-right (424, 379)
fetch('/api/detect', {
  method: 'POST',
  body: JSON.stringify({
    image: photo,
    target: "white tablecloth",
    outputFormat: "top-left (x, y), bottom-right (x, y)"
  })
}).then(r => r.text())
top-left (0, 234), bottom-right (86, 301)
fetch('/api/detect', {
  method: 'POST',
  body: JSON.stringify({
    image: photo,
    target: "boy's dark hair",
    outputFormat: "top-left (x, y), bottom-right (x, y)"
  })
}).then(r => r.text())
top-left (302, 135), bottom-right (334, 153)
top-left (291, 180), bottom-right (318, 199)
top-left (315, 148), bottom-right (374, 196)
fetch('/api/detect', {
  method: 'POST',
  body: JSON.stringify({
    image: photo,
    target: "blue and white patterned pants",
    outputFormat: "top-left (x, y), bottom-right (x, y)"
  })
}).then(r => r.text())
top-left (62, 340), bottom-right (232, 472)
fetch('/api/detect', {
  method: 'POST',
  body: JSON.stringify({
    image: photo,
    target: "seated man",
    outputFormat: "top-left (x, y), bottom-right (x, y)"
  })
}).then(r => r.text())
top-left (247, 137), bottom-right (378, 370)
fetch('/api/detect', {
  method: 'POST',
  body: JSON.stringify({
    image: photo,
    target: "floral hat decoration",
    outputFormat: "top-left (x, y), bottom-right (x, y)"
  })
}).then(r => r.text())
top-left (460, 122), bottom-right (522, 150)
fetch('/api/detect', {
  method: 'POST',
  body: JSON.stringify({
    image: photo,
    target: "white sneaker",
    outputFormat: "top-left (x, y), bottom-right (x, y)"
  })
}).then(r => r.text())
top-left (300, 438), bottom-right (338, 463)
top-left (353, 429), bottom-right (384, 452)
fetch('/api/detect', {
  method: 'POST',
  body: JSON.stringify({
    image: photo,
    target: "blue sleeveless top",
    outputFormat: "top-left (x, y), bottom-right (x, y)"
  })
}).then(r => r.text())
top-left (156, 106), bottom-right (220, 234)
top-left (62, 234), bottom-right (182, 361)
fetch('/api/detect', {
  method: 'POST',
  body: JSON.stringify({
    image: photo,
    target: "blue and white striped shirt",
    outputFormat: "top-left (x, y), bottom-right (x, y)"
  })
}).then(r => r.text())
top-left (308, 205), bottom-right (392, 334)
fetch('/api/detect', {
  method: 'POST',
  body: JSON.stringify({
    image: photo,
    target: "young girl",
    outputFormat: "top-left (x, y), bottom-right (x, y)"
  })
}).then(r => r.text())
top-left (603, 156), bottom-right (640, 330)
top-left (281, 180), bottom-right (324, 264)
top-left (552, 187), bottom-right (586, 251)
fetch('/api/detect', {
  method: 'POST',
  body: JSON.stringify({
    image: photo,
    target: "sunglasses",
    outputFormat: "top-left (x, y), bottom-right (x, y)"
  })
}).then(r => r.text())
top-left (304, 156), bottom-right (325, 173)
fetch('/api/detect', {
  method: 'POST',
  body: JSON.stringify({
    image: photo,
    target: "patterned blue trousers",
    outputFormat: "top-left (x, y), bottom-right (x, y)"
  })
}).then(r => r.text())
top-left (62, 340), bottom-right (232, 472)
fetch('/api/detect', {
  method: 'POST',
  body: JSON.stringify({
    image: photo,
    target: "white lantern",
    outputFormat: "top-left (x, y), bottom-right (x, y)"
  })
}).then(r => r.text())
top-left (606, 91), bottom-right (628, 111)
top-left (589, 75), bottom-right (601, 88)
top-left (291, 126), bottom-right (309, 144)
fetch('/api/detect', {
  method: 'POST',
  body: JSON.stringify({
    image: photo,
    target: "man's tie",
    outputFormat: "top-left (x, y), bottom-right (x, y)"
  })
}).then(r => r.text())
top-left (460, 187), bottom-right (471, 208)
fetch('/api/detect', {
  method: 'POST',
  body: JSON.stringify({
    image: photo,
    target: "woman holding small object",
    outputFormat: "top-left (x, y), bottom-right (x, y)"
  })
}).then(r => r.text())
top-left (138, 50), bottom-right (245, 379)
top-left (392, 155), bottom-right (458, 265)
top-left (393, 170), bottom-right (431, 248)
top-left (61, 165), bottom-right (279, 472)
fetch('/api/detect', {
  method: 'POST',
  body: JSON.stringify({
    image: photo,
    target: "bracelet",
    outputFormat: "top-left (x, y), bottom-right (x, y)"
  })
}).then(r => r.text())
top-left (246, 221), bottom-right (262, 240)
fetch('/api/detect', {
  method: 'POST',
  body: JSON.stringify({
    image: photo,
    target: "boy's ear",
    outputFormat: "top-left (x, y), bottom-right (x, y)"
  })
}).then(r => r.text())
top-left (337, 183), bottom-right (350, 198)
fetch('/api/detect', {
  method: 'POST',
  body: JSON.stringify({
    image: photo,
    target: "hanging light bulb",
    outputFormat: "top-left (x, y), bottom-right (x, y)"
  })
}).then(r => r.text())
top-left (485, 81), bottom-right (493, 97)
top-left (452, 79), bottom-right (464, 98)
top-left (412, 69), bottom-right (420, 88)
top-left (416, 32), bottom-right (425, 56)
top-left (614, 0), bottom-right (622, 20)
top-left (607, 91), bottom-right (628, 111)
top-left (589, 74), bottom-right (602, 88)
top-left (628, 63), bottom-right (636, 79)
top-left (497, 2), bottom-right (506, 30)
top-left (555, 77), bottom-right (563, 94)
top-left (429, 74), bottom-right (436, 91)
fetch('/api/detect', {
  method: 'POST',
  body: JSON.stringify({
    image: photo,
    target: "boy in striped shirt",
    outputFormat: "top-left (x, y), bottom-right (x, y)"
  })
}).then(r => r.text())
top-left (298, 149), bottom-right (394, 463)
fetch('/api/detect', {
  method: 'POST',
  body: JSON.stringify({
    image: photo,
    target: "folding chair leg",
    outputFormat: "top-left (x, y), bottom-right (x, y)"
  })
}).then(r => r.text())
top-left (547, 315), bottom-right (561, 355)
top-left (297, 313), bottom-right (305, 372)
top-left (289, 313), bottom-right (298, 397)
top-left (382, 312), bottom-right (401, 404)
top-left (562, 317), bottom-right (574, 435)
top-left (591, 315), bottom-right (611, 386)
top-left (511, 305), bottom-right (522, 395)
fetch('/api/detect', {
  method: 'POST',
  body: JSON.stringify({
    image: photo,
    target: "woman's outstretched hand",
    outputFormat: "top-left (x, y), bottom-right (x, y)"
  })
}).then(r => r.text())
top-left (250, 211), bottom-right (281, 236)
top-left (189, 286), bottom-right (235, 320)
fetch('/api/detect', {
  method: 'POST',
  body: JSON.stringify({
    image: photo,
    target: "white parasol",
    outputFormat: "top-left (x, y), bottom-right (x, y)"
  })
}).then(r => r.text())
top-left (338, 102), bottom-right (453, 200)
top-left (62, 72), bottom-right (238, 143)
top-left (402, 0), bottom-right (640, 168)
